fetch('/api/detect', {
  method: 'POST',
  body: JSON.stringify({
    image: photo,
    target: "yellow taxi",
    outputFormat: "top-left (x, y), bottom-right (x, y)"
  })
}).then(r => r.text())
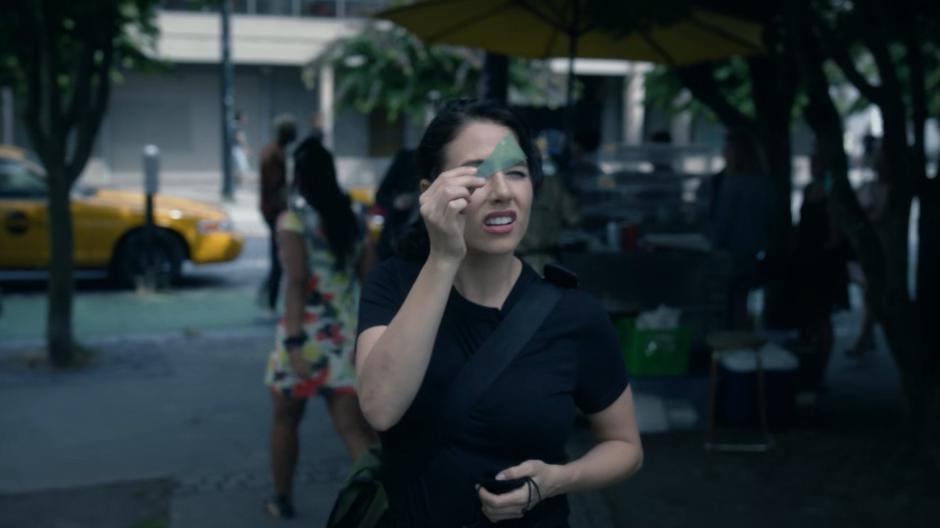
top-left (346, 186), bottom-right (385, 244)
top-left (0, 145), bottom-right (244, 286)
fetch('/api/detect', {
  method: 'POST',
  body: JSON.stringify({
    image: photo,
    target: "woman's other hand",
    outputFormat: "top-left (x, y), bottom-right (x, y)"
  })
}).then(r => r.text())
top-left (477, 460), bottom-right (562, 523)
top-left (288, 350), bottom-right (310, 379)
top-left (418, 167), bottom-right (485, 264)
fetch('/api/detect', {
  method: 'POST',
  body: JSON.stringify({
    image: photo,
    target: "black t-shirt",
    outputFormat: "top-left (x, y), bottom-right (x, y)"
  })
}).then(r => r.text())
top-left (358, 257), bottom-right (629, 528)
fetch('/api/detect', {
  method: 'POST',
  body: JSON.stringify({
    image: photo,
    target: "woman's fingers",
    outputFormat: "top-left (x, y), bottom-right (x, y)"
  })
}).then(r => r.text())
top-left (440, 185), bottom-right (472, 201)
top-left (289, 356), bottom-right (310, 379)
top-left (446, 198), bottom-right (469, 214)
top-left (417, 168), bottom-right (483, 261)
top-left (478, 485), bottom-right (528, 522)
top-left (437, 165), bottom-right (482, 182)
top-left (423, 171), bottom-right (485, 198)
top-left (478, 486), bottom-right (527, 508)
top-left (421, 184), bottom-right (472, 223)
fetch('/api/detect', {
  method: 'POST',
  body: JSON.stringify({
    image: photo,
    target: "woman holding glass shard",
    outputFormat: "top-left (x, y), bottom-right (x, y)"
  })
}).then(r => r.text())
top-left (355, 99), bottom-right (643, 527)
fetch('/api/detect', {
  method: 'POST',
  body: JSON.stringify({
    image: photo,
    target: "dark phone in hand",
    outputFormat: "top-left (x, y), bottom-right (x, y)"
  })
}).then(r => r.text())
top-left (480, 477), bottom-right (528, 495)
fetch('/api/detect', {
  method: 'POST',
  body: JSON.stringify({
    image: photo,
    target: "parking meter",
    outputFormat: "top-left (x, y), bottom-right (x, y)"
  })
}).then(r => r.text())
top-left (141, 145), bottom-right (160, 289)
top-left (143, 144), bottom-right (160, 195)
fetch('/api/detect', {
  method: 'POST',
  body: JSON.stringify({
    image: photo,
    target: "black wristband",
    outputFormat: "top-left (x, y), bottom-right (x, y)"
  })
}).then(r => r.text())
top-left (282, 331), bottom-right (308, 349)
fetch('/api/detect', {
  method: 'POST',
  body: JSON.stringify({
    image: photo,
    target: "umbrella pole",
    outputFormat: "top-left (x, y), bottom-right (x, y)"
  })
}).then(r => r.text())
top-left (564, 31), bottom-right (578, 148)
top-left (565, 1), bottom-right (580, 144)
top-left (566, 42), bottom-right (575, 116)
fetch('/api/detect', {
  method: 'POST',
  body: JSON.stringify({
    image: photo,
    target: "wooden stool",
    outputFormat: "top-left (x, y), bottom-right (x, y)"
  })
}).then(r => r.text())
top-left (704, 332), bottom-right (774, 452)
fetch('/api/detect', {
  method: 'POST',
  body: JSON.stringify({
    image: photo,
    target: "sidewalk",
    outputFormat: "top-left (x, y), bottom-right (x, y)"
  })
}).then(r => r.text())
top-left (0, 329), bottom-right (627, 528)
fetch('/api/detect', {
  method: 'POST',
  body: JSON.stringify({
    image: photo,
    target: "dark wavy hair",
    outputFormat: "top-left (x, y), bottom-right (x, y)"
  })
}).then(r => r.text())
top-left (292, 136), bottom-right (359, 269)
top-left (398, 99), bottom-right (543, 260)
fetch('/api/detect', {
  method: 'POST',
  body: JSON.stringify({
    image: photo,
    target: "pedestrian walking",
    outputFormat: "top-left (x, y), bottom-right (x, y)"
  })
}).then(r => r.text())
top-left (709, 128), bottom-right (776, 330)
top-left (233, 110), bottom-right (253, 186)
top-left (848, 141), bottom-right (892, 357)
top-left (793, 145), bottom-right (850, 386)
top-left (263, 123), bottom-right (377, 519)
top-left (355, 99), bottom-right (643, 527)
top-left (258, 115), bottom-right (297, 312)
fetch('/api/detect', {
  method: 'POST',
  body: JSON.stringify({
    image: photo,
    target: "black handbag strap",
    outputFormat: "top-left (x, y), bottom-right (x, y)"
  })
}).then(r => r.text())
top-left (437, 279), bottom-right (562, 436)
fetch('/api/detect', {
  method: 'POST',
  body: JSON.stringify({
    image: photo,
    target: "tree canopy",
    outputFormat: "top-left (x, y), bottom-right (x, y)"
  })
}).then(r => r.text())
top-left (311, 22), bottom-right (569, 122)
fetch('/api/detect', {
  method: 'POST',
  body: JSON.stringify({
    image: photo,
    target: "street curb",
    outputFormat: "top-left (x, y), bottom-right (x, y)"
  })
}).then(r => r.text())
top-left (0, 324), bottom-right (275, 353)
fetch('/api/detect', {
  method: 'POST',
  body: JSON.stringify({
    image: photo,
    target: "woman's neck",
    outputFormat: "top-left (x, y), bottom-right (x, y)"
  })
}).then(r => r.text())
top-left (453, 252), bottom-right (521, 309)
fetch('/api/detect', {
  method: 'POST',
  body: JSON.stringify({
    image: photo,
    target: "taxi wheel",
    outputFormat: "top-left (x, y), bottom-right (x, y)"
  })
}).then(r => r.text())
top-left (112, 229), bottom-right (184, 288)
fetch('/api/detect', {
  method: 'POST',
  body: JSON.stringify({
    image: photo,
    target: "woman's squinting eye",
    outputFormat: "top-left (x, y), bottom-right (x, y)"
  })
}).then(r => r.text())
top-left (506, 168), bottom-right (529, 179)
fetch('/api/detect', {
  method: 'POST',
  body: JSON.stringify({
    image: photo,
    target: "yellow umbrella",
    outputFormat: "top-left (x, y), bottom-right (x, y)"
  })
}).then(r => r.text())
top-left (375, 0), bottom-right (763, 106)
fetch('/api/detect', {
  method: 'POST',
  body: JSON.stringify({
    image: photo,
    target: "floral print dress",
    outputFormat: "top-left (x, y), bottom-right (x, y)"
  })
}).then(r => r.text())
top-left (264, 201), bottom-right (362, 398)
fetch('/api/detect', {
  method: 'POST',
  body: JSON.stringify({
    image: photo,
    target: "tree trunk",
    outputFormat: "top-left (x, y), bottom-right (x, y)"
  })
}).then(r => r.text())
top-left (45, 162), bottom-right (75, 366)
top-left (791, 1), bottom-right (938, 453)
top-left (918, 176), bottom-right (939, 376)
top-left (751, 55), bottom-right (797, 328)
top-left (859, 7), bottom-right (937, 449)
top-left (913, 168), bottom-right (940, 455)
top-left (13, 1), bottom-right (120, 368)
top-left (756, 120), bottom-right (795, 329)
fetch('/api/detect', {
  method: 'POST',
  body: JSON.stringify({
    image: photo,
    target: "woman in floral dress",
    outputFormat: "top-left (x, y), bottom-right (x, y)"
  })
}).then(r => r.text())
top-left (263, 131), bottom-right (376, 518)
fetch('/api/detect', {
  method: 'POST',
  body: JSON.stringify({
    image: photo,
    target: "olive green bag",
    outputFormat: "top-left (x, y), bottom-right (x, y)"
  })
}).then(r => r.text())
top-left (326, 444), bottom-right (387, 528)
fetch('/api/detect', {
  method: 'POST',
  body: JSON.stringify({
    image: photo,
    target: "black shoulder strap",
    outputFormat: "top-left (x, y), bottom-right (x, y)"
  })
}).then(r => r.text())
top-left (438, 280), bottom-right (563, 436)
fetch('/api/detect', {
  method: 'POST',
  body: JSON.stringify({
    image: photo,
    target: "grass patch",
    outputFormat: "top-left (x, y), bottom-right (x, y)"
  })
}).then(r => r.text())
top-left (0, 343), bottom-right (99, 371)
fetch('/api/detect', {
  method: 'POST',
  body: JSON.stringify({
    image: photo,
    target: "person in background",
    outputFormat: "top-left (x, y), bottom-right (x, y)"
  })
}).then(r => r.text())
top-left (793, 146), bottom-right (850, 385)
top-left (710, 128), bottom-right (776, 330)
top-left (263, 125), bottom-right (376, 519)
top-left (556, 128), bottom-right (602, 193)
top-left (374, 148), bottom-right (420, 261)
top-left (299, 111), bottom-right (326, 144)
top-left (258, 115), bottom-right (297, 312)
top-left (518, 134), bottom-right (581, 272)
top-left (847, 141), bottom-right (892, 357)
top-left (233, 110), bottom-right (252, 187)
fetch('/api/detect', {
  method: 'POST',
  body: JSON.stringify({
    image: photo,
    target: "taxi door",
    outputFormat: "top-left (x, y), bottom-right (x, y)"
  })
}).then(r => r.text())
top-left (0, 160), bottom-right (50, 268)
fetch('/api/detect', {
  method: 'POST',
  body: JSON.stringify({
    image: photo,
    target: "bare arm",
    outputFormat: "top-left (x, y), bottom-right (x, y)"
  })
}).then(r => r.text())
top-left (551, 386), bottom-right (643, 493)
top-left (478, 387), bottom-right (643, 522)
top-left (356, 168), bottom-right (485, 431)
top-left (279, 228), bottom-right (311, 377)
top-left (355, 257), bottom-right (460, 431)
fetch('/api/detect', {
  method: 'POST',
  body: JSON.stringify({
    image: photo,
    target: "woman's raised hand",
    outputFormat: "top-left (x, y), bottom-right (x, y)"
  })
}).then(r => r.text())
top-left (418, 167), bottom-right (485, 263)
